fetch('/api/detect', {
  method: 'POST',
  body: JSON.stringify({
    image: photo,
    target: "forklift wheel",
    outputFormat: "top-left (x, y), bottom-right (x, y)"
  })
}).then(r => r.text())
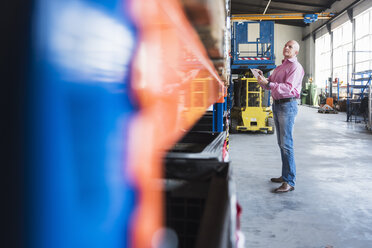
top-left (230, 118), bottom-right (238, 134)
top-left (267, 118), bottom-right (275, 134)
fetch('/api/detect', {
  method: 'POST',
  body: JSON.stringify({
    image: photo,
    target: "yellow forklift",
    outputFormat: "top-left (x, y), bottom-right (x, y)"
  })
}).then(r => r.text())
top-left (230, 75), bottom-right (274, 134)
top-left (229, 20), bottom-right (275, 134)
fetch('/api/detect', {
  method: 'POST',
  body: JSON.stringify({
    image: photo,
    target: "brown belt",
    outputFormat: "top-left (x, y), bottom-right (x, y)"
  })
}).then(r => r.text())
top-left (274, 97), bottom-right (296, 104)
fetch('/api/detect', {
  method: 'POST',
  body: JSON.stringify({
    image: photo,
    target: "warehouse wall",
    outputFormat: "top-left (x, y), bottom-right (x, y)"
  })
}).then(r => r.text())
top-left (304, 36), bottom-right (315, 83)
top-left (274, 24), bottom-right (305, 71)
top-left (302, 0), bottom-right (372, 85)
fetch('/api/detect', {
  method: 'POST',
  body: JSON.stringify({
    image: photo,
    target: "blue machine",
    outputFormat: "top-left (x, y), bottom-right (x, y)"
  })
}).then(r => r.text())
top-left (231, 21), bottom-right (276, 73)
top-left (304, 14), bottom-right (318, 24)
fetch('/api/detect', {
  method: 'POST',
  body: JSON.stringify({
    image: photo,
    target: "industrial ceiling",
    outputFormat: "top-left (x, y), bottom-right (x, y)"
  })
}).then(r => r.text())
top-left (231, 0), bottom-right (342, 26)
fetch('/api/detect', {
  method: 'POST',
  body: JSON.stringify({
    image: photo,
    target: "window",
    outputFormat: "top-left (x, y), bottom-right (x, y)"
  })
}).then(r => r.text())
top-left (355, 8), bottom-right (372, 72)
top-left (315, 33), bottom-right (331, 87)
top-left (332, 21), bottom-right (352, 86)
top-left (314, 7), bottom-right (372, 90)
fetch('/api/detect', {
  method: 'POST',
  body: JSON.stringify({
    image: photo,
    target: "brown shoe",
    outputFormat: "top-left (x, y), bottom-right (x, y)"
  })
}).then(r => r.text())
top-left (274, 182), bottom-right (294, 193)
top-left (270, 176), bottom-right (284, 183)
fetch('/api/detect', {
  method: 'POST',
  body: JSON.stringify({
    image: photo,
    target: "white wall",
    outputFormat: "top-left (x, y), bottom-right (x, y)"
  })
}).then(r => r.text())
top-left (274, 24), bottom-right (305, 70)
top-left (304, 35), bottom-right (315, 83)
top-left (242, 22), bottom-right (307, 81)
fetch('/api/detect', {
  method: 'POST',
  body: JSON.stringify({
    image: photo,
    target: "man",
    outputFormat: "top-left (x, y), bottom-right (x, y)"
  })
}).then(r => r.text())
top-left (257, 40), bottom-right (304, 193)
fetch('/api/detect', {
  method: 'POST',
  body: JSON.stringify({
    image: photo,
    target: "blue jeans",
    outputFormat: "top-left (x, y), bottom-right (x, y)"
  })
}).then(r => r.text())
top-left (272, 100), bottom-right (298, 187)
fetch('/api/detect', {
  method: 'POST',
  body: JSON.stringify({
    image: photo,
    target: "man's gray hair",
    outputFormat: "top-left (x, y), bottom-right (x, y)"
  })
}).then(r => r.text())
top-left (288, 40), bottom-right (300, 52)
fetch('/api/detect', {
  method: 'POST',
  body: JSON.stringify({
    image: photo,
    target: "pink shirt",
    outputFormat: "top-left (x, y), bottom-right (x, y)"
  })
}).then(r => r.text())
top-left (266, 57), bottom-right (304, 100)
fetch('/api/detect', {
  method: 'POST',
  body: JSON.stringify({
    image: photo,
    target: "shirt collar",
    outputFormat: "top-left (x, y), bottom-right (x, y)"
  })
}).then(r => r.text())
top-left (282, 57), bottom-right (297, 64)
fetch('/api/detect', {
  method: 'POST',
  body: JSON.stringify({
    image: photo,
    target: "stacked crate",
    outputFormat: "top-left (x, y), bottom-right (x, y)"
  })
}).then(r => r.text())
top-left (182, 0), bottom-right (231, 84)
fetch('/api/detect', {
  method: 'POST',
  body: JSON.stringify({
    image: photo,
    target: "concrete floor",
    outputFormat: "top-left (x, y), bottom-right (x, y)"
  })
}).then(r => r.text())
top-left (230, 105), bottom-right (372, 248)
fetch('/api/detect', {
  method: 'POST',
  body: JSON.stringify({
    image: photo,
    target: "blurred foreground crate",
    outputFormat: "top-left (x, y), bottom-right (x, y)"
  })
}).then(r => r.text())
top-left (182, 0), bottom-right (228, 60)
top-left (165, 181), bottom-right (208, 248)
top-left (164, 128), bottom-right (235, 248)
top-left (165, 165), bottom-right (233, 248)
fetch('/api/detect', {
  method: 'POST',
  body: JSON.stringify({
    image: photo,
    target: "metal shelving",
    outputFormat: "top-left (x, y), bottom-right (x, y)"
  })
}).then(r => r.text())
top-left (368, 83), bottom-right (372, 131)
top-left (347, 70), bottom-right (372, 122)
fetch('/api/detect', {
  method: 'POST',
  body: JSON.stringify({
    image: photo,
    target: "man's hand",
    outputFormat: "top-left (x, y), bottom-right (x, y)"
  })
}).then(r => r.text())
top-left (254, 69), bottom-right (269, 88)
top-left (257, 75), bottom-right (269, 87)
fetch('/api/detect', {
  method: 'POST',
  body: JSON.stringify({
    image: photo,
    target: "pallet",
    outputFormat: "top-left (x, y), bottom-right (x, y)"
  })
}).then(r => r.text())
top-left (318, 109), bottom-right (338, 114)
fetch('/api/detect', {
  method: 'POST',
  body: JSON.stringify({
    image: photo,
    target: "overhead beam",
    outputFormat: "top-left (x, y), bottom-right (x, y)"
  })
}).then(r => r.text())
top-left (229, 14), bottom-right (307, 27)
top-left (302, 0), bottom-right (362, 41)
top-left (347, 8), bottom-right (353, 22)
top-left (263, 0), bottom-right (328, 8)
top-left (231, 13), bottom-right (333, 21)
top-left (231, 3), bottom-right (314, 13)
top-left (326, 23), bottom-right (332, 34)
